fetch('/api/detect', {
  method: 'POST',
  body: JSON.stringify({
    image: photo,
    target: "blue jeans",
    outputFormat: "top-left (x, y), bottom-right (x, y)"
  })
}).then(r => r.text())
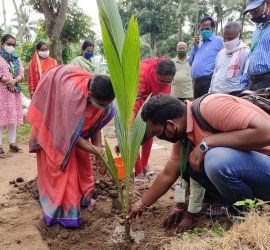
top-left (188, 147), bottom-right (270, 206)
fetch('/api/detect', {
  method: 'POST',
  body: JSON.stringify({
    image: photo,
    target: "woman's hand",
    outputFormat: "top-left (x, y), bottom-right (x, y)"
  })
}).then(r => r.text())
top-left (6, 78), bottom-right (17, 88)
top-left (95, 148), bottom-right (107, 176)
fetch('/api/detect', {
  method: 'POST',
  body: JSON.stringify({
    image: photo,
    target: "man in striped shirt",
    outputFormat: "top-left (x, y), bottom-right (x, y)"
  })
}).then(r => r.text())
top-left (243, 0), bottom-right (270, 90)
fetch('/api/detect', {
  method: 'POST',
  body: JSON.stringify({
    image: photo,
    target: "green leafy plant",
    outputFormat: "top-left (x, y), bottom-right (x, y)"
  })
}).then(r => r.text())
top-left (234, 199), bottom-right (270, 209)
top-left (95, 0), bottom-right (146, 240)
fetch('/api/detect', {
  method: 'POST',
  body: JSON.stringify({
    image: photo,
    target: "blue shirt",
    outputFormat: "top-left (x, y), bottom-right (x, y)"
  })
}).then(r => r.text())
top-left (248, 20), bottom-right (270, 76)
top-left (189, 33), bottom-right (224, 79)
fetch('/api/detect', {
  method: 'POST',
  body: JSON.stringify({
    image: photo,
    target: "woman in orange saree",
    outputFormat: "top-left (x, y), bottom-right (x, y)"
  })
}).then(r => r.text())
top-left (26, 65), bottom-right (115, 227)
top-left (27, 41), bottom-right (57, 98)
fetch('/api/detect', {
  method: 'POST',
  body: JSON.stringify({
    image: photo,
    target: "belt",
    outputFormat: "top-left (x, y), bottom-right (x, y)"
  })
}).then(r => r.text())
top-left (193, 74), bottom-right (213, 82)
top-left (249, 72), bottom-right (270, 84)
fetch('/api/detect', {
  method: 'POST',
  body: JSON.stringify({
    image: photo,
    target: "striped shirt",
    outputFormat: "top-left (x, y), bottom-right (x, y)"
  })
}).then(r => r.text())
top-left (248, 20), bottom-right (270, 76)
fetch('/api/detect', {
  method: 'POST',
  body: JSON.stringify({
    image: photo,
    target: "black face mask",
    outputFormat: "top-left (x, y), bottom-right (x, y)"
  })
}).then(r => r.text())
top-left (251, 5), bottom-right (269, 23)
top-left (157, 123), bottom-right (182, 143)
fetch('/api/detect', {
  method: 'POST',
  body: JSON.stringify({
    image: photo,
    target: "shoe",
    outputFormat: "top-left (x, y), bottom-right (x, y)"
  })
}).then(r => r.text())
top-left (0, 147), bottom-right (5, 158)
top-left (9, 144), bottom-right (23, 153)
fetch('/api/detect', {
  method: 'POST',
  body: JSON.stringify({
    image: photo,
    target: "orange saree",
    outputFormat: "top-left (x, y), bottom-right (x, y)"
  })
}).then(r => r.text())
top-left (27, 52), bottom-right (57, 93)
top-left (27, 65), bottom-right (115, 226)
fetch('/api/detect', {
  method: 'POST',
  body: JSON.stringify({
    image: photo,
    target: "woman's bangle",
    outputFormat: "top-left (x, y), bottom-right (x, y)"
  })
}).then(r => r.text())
top-left (136, 199), bottom-right (150, 211)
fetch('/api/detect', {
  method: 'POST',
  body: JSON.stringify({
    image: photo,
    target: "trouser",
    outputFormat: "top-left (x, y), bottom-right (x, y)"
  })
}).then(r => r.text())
top-left (193, 75), bottom-right (212, 99)
top-left (249, 79), bottom-right (270, 91)
top-left (187, 147), bottom-right (270, 207)
top-left (135, 137), bottom-right (153, 174)
top-left (0, 125), bottom-right (16, 145)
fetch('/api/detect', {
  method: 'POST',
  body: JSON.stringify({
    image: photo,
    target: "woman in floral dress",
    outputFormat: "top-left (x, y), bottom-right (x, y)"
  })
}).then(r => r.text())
top-left (0, 34), bottom-right (24, 157)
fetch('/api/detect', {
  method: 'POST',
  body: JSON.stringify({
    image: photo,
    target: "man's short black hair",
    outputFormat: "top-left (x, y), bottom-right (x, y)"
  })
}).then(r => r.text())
top-left (89, 75), bottom-right (115, 101)
top-left (141, 94), bottom-right (186, 125)
top-left (156, 59), bottom-right (176, 76)
top-left (200, 17), bottom-right (216, 28)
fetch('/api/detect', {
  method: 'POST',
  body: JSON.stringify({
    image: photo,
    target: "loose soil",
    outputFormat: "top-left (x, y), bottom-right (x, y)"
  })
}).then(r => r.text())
top-left (0, 125), bottom-right (229, 250)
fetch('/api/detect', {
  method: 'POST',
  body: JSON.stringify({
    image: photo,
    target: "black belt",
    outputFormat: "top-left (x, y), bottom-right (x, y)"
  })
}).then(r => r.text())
top-left (193, 74), bottom-right (213, 82)
top-left (249, 72), bottom-right (270, 84)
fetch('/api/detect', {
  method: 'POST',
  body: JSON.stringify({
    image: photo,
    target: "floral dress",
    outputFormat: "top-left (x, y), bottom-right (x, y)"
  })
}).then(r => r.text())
top-left (0, 55), bottom-right (24, 127)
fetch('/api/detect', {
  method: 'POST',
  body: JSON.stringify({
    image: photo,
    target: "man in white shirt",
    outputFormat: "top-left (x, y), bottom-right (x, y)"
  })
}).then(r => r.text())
top-left (209, 22), bottom-right (249, 96)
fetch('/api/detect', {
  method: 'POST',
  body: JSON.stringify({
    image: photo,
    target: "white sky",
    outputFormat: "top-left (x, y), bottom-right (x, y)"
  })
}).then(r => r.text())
top-left (0, 0), bottom-right (101, 36)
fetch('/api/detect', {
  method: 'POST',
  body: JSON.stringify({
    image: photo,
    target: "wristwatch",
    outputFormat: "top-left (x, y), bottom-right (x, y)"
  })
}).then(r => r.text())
top-left (199, 139), bottom-right (209, 154)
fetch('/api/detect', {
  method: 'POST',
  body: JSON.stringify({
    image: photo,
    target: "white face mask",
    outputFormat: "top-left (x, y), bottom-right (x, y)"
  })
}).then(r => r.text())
top-left (224, 36), bottom-right (240, 51)
top-left (38, 50), bottom-right (50, 59)
top-left (4, 45), bottom-right (15, 54)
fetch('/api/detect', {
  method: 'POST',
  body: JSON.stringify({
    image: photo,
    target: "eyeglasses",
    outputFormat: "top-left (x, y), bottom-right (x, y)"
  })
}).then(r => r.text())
top-left (157, 76), bottom-right (173, 84)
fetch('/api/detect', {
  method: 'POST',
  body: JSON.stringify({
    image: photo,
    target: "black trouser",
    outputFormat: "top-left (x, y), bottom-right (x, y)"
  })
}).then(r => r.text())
top-left (249, 79), bottom-right (270, 91)
top-left (193, 75), bottom-right (212, 99)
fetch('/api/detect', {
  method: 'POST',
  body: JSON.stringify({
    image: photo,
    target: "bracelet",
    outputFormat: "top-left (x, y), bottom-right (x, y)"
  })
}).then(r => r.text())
top-left (136, 199), bottom-right (149, 211)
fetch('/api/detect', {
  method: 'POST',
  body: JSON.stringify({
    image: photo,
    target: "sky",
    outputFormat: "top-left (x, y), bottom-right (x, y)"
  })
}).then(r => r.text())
top-left (0, 0), bottom-right (101, 36)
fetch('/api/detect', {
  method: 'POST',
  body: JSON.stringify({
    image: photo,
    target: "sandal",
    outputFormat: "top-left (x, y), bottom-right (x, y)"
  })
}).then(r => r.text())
top-left (87, 198), bottom-right (96, 213)
top-left (9, 144), bottom-right (23, 153)
top-left (0, 147), bottom-right (5, 158)
top-left (143, 166), bottom-right (156, 180)
top-left (134, 173), bottom-right (145, 185)
top-left (204, 202), bottom-right (227, 218)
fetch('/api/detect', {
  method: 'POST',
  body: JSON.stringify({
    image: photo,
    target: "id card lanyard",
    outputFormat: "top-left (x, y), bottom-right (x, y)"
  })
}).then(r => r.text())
top-left (179, 140), bottom-right (191, 182)
top-left (251, 21), bottom-right (270, 54)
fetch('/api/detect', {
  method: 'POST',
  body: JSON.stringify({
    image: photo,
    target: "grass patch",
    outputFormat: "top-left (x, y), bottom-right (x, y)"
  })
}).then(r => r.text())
top-left (166, 209), bottom-right (270, 250)
top-left (3, 123), bottom-right (31, 145)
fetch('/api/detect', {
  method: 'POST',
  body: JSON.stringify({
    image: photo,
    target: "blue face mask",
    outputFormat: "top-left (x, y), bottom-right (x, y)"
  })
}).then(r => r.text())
top-left (200, 30), bottom-right (213, 40)
top-left (83, 51), bottom-right (94, 59)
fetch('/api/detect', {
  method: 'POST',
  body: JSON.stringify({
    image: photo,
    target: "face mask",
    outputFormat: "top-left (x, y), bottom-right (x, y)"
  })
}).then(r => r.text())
top-left (251, 4), bottom-right (269, 23)
top-left (157, 123), bottom-right (182, 143)
top-left (178, 51), bottom-right (187, 58)
top-left (224, 36), bottom-right (240, 51)
top-left (4, 45), bottom-right (15, 54)
top-left (87, 97), bottom-right (108, 109)
top-left (200, 30), bottom-right (213, 40)
top-left (84, 51), bottom-right (94, 60)
top-left (38, 50), bottom-right (49, 59)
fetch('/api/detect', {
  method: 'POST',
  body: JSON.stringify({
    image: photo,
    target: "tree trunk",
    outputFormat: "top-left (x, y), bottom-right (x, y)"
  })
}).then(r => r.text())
top-left (150, 32), bottom-right (156, 58)
top-left (41, 0), bottom-right (68, 64)
top-left (12, 0), bottom-right (23, 43)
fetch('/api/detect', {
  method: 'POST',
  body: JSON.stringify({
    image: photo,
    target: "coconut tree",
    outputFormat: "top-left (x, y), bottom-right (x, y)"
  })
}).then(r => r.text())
top-left (95, 0), bottom-right (146, 240)
top-left (11, 5), bottom-right (38, 42)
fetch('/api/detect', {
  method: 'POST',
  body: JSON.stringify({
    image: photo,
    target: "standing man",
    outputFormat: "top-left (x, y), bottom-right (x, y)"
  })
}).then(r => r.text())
top-left (209, 22), bottom-right (250, 96)
top-left (243, 0), bottom-right (270, 90)
top-left (171, 42), bottom-right (193, 101)
top-left (132, 58), bottom-right (176, 184)
top-left (189, 17), bottom-right (223, 99)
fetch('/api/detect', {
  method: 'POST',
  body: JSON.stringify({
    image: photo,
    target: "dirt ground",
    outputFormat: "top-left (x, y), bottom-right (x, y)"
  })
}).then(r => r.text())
top-left (0, 125), bottom-right (185, 250)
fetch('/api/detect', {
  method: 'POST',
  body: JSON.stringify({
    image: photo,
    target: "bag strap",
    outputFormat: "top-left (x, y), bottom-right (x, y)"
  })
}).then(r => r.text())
top-left (191, 93), bottom-right (220, 133)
